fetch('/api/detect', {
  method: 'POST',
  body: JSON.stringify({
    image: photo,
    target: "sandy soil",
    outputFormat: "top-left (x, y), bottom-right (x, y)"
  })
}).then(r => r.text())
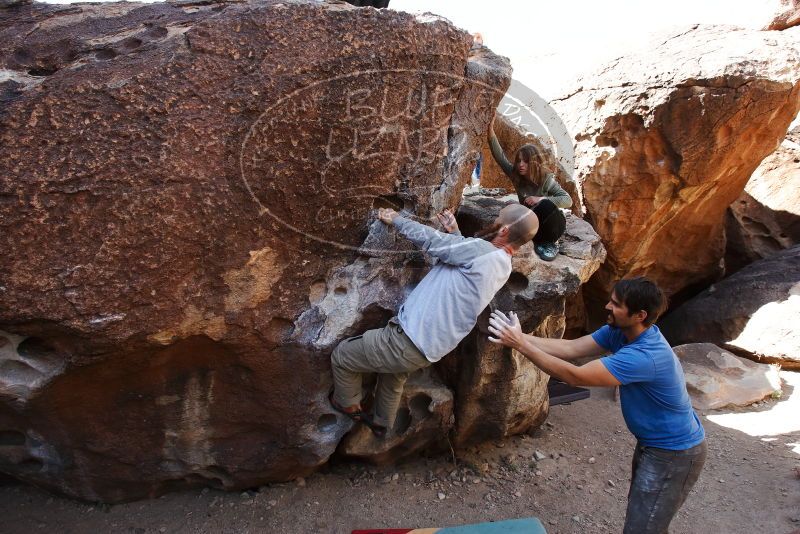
top-left (2, 373), bottom-right (799, 534)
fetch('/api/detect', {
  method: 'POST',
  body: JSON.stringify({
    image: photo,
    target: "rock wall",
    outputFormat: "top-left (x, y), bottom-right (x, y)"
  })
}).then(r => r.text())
top-left (551, 25), bottom-right (800, 302)
top-left (0, 0), bottom-right (606, 501)
top-left (0, 0), bottom-right (507, 501)
top-left (725, 126), bottom-right (800, 274)
top-left (441, 191), bottom-right (605, 447)
top-left (330, 191), bottom-right (606, 461)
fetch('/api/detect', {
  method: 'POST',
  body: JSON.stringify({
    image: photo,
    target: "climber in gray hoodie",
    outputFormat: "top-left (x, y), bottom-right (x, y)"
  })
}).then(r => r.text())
top-left (329, 203), bottom-right (538, 437)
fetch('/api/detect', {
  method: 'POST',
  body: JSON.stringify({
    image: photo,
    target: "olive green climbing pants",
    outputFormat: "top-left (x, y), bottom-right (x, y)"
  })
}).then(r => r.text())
top-left (331, 317), bottom-right (429, 429)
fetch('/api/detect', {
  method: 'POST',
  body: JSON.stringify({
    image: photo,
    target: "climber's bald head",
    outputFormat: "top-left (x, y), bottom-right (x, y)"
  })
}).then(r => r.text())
top-left (497, 203), bottom-right (539, 248)
top-left (475, 202), bottom-right (539, 251)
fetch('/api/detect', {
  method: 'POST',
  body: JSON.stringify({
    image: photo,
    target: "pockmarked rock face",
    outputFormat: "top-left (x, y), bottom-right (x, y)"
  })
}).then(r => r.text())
top-left (725, 126), bottom-right (800, 274)
top-left (673, 343), bottom-right (781, 411)
top-left (551, 25), bottom-right (800, 301)
top-left (0, 0), bottom-right (519, 501)
top-left (661, 246), bottom-right (800, 371)
top-left (337, 369), bottom-right (454, 464)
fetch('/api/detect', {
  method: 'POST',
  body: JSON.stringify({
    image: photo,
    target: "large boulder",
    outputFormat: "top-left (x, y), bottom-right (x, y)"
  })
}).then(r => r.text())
top-left (673, 343), bottom-right (781, 410)
top-left (725, 126), bottom-right (800, 274)
top-left (551, 25), bottom-right (800, 303)
top-left (661, 246), bottom-right (800, 370)
top-left (0, 0), bottom-right (516, 501)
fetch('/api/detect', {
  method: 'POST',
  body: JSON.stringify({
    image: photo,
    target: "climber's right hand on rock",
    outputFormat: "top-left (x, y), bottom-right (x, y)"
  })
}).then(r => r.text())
top-left (436, 208), bottom-right (459, 233)
top-left (378, 208), bottom-right (399, 225)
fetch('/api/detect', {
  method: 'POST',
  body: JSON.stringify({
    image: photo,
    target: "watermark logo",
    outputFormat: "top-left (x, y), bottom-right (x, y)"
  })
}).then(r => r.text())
top-left (495, 79), bottom-right (575, 183)
top-left (239, 69), bottom-right (573, 253)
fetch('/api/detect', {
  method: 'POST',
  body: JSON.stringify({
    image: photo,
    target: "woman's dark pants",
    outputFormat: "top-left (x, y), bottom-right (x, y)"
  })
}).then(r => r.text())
top-left (531, 198), bottom-right (566, 244)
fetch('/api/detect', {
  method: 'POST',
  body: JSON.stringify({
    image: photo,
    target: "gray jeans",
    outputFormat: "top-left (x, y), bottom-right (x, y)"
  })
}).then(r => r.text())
top-left (330, 318), bottom-right (430, 429)
top-left (624, 440), bottom-right (707, 534)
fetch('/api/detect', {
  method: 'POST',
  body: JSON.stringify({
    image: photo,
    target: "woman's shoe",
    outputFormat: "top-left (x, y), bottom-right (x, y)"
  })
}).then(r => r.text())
top-left (534, 242), bottom-right (559, 261)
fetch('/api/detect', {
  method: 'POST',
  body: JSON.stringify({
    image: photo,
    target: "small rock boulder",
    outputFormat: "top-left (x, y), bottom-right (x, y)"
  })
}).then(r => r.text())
top-left (673, 343), bottom-right (781, 410)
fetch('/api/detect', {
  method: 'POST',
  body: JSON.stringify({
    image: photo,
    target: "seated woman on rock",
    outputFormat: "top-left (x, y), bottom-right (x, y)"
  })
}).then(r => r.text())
top-left (488, 115), bottom-right (572, 261)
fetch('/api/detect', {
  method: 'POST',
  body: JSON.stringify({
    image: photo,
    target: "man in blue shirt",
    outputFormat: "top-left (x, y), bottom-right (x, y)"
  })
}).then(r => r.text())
top-left (488, 277), bottom-right (706, 534)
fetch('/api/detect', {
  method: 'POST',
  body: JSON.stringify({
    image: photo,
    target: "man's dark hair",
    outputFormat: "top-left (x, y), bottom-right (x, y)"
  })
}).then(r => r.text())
top-left (612, 277), bottom-right (667, 326)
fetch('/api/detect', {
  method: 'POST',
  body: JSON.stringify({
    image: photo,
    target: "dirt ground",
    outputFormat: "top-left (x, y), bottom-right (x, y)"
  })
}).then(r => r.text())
top-left (2, 372), bottom-right (799, 534)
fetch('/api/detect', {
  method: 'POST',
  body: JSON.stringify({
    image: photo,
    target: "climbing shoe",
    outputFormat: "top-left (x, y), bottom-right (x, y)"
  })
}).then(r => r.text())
top-left (534, 242), bottom-right (559, 262)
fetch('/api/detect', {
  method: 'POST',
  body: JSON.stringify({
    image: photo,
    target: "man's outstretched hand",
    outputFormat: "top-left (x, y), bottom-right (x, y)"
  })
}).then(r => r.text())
top-left (378, 208), bottom-right (399, 225)
top-left (437, 208), bottom-right (459, 233)
top-left (488, 310), bottom-right (524, 350)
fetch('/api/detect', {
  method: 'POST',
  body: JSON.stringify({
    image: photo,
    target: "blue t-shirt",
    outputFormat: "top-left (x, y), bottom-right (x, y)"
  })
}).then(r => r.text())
top-left (593, 325), bottom-right (705, 450)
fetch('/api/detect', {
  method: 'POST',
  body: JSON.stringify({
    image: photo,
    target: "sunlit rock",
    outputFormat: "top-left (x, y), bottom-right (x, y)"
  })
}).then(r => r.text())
top-left (551, 25), bottom-right (800, 301)
top-left (661, 245), bottom-right (800, 370)
top-left (674, 343), bottom-right (781, 410)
